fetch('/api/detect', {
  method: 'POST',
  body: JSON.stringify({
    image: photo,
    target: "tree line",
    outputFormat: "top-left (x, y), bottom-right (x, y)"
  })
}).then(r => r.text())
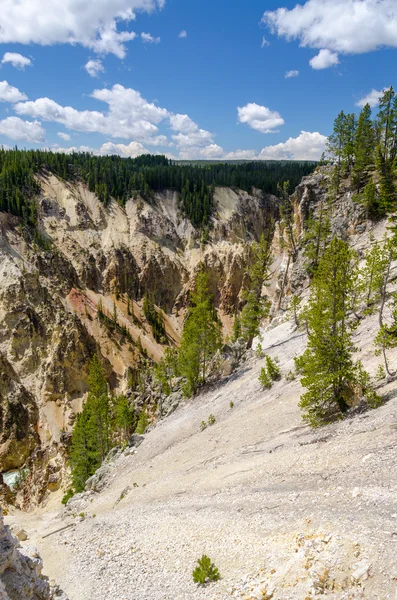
top-left (327, 86), bottom-right (397, 217)
top-left (0, 147), bottom-right (314, 228)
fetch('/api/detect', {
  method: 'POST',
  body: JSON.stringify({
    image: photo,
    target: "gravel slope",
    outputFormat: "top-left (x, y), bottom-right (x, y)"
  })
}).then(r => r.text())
top-left (7, 321), bottom-right (397, 600)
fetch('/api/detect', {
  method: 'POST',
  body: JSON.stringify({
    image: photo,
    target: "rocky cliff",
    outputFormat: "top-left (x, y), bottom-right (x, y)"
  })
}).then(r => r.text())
top-left (0, 509), bottom-right (67, 599)
top-left (0, 176), bottom-right (279, 504)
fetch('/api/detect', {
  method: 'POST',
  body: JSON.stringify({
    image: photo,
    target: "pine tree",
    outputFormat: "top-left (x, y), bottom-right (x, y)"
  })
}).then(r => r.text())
top-left (295, 237), bottom-right (368, 426)
top-left (377, 87), bottom-right (397, 163)
top-left (87, 355), bottom-right (111, 462)
top-left (353, 103), bottom-right (374, 189)
top-left (288, 295), bottom-right (302, 327)
top-left (70, 408), bottom-right (100, 493)
top-left (241, 233), bottom-right (272, 349)
top-left (302, 201), bottom-right (331, 275)
top-left (231, 312), bottom-right (242, 342)
top-left (375, 144), bottom-right (396, 213)
top-left (327, 111), bottom-right (356, 192)
top-left (265, 355), bottom-right (281, 381)
top-left (360, 238), bottom-right (390, 312)
top-left (178, 268), bottom-right (222, 396)
top-left (113, 395), bottom-right (134, 442)
top-left (277, 181), bottom-right (297, 257)
top-left (358, 179), bottom-right (380, 219)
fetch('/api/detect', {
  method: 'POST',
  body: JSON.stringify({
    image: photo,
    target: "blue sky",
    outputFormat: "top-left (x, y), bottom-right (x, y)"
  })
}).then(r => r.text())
top-left (0, 0), bottom-right (396, 160)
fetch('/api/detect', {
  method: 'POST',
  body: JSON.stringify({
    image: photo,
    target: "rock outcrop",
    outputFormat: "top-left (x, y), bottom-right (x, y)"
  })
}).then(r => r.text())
top-left (0, 510), bottom-right (67, 599)
top-left (0, 178), bottom-right (279, 505)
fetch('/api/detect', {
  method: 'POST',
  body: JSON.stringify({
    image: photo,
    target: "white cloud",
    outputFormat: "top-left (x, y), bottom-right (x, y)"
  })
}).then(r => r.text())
top-left (309, 49), bottom-right (339, 70)
top-left (0, 0), bottom-right (164, 58)
top-left (178, 30), bottom-right (187, 38)
top-left (258, 131), bottom-right (326, 160)
top-left (57, 131), bottom-right (71, 141)
top-left (285, 69), bottom-right (299, 78)
top-left (141, 32), bottom-right (160, 43)
top-left (261, 36), bottom-right (270, 48)
top-left (0, 80), bottom-right (28, 103)
top-left (170, 113), bottom-right (215, 149)
top-left (237, 103), bottom-right (284, 134)
top-left (0, 116), bottom-right (45, 143)
top-left (356, 88), bottom-right (387, 108)
top-left (15, 84), bottom-right (169, 142)
top-left (85, 59), bottom-right (105, 78)
top-left (223, 149), bottom-right (257, 160)
top-left (263, 0), bottom-right (397, 57)
top-left (1, 52), bottom-right (32, 69)
top-left (99, 141), bottom-right (149, 157)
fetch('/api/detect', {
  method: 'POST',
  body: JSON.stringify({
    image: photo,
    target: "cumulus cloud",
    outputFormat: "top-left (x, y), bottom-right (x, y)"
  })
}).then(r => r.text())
top-left (170, 113), bottom-right (215, 149)
top-left (285, 69), bottom-right (299, 78)
top-left (15, 84), bottom-right (169, 142)
top-left (258, 131), bottom-right (326, 160)
top-left (0, 80), bottom-right (28, 103)
top-left (1, 52), bottom-right (32, 69)
top-left (237, 103), bottom-right (284, 134)
top-left (141, 32), bottom-right (160, 43)
top-left (179, 144), bottom-right (224, 160)
top-left (309, 49), bottom-right (339, 70)
top-left (356, 88), bottom-right (387, 108)
top-left (178, 30), bottom-right (187, 38)
top-left (99, 141), bottom-right (149, 157)
top-left (0, 116), bottom-right (45, 143)
top-left (0, 0), bottom-right (164, 58)
top-left (57, 132), bottom-right (71, 141)
top-left (85, 59), bottom-right (105, 78)
top-left (263, 0), bottom-right (397, 57)
top-left (223, 149), bottom-right (257, 160)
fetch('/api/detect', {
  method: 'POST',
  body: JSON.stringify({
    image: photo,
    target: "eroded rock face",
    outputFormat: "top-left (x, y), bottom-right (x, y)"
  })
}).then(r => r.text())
top-left (0, 177), bottom-right (281, 506)
top-left (0, 510), bottom-right (68, 599)
top-left (0, 353), bottom-right (39, 472)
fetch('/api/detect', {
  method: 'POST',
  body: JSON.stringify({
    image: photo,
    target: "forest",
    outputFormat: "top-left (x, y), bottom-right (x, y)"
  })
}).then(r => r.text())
top-left (0, 148), bottom-right (315, 228)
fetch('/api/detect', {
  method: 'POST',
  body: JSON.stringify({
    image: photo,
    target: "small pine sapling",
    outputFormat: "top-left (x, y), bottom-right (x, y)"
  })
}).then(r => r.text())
top-left (259, 367), bottom-right (272, 389)
top-left (208, 414), bottom-right (216, 425)
top-left (265, 354), bottom-right (281, 381)
top-left (192, 555), bottom-right (220, 586)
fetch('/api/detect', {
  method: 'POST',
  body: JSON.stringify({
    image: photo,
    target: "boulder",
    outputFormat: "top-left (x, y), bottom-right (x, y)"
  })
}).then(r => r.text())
top-left (127, 434), bottom-right (145, 449)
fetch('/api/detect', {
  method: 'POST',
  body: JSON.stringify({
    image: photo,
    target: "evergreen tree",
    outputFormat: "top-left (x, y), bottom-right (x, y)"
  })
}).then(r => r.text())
top-left (231, 312), bottom-right (242, 342)
top-left (358, 179), bottom-right (381, 219)
top-left (113, 395), bottom-right (134, 442)
top-left (241, 234), bottom-right (272, 348)
top-left (295, 237), bottom-right (371, 426)
top-left (87, 354), bottom-right (111, 462)
top-left (288, 295), bottom-right (302, 327)
top-left (178, 268), bottom-right (222, 396)
top-left (375, 144), bottom-right (396, 212)
top-left (302, 201), bottom-right (331, 275)
top-left (353, 103), bottom-right (374, 189)
top-left (327, 111), bottom-right (356, 191)
top-left (70, 355), bottom-right (111, 491)
top-left (360, 238), bottom-right (390, 312)
top-left (70, 408), bottom-right (100, 493)
top-left (377, 87), bottom-right (397, 163)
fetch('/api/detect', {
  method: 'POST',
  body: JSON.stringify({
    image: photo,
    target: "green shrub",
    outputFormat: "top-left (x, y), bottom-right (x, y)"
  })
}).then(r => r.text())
top-left (192, 555), bottom-right (220, 585)
top-left (200, 421), bottom-right (207, 431)
top-left (255, 342), bottom-right (265, 358)
top-left (136, 406), bottom-right (149, 434)
top-left (259, 367), bottom-right (272, 389)
top-left (61, 488), bottom-right (75, 505)
top-left (265, 354), bottom-right (281, 381)
top-left (208, 414), bottom-right (216, 425)
top-left (229, 401), bottom-right (234, 409)
top-left (285, 369), bottom-right (296, 382)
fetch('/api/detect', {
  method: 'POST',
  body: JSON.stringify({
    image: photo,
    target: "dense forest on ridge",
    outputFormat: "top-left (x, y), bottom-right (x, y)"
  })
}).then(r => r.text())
top-left (0, 148), bottom-right (315, 227)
